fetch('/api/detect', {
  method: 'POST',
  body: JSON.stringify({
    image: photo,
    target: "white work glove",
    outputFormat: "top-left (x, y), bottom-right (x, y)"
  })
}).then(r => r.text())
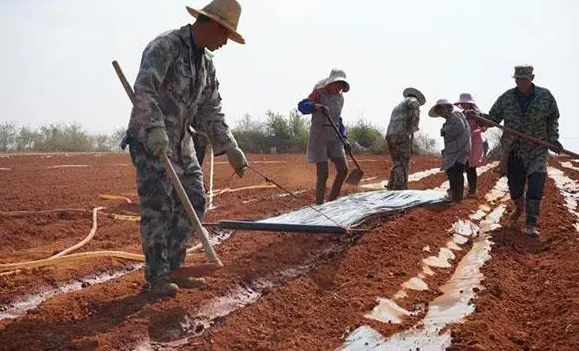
top-left (146, 127), bottom-right (169, 158)
top-left (226, 147), bottom-right (248, 178)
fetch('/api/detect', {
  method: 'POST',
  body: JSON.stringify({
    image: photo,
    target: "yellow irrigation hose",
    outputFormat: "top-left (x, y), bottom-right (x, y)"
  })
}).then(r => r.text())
top-left (48, 207), bottom-right (105, 259)
top-left (0, 245), bottom-right (203, 273)
top-left (213, 183), bottom-right (277, 195)
top-left (0, 179), bottom-right (286, 274)
top-left (0, 206), bottom-right (203, 273)
top-left (108, 213), bottom-right (140, 221)
top-left (99, 194), bottom-right (132, 203)
top-left (0, 208), bottom-right (88, 216)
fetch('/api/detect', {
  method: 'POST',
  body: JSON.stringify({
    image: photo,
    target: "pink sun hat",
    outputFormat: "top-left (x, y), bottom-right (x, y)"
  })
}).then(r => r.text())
top-left (454, 93), bottom-right (477, 106)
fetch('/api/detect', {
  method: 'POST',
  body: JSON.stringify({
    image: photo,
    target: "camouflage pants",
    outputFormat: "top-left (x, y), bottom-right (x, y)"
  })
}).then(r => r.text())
top-left (386, 135), bottom-right (412, 190)
top-left (129, 140), bottom-right (206, 282)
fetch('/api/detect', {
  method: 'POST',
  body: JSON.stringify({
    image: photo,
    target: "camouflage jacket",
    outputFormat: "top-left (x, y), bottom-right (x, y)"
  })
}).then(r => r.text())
top-left (128, 24), bottom-right (237, 161)
top-left (485, 84), bottom-right (559, 174)
top-left (386, 97), bottom-right (420, 144)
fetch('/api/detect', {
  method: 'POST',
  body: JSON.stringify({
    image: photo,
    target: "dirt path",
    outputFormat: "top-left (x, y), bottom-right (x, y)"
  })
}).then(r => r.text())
top-left (189, 171), bottom-right (500, 351)
top-left (448, 163), bottom-right (579, 351)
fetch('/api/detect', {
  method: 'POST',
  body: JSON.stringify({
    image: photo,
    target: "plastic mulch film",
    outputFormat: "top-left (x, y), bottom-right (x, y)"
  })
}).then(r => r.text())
top-left (258, 189), bottom-right (447, 228)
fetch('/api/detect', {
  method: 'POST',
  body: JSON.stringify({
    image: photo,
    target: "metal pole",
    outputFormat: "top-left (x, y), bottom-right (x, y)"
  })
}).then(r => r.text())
top-left (218, 220), bottom-right (347, 234)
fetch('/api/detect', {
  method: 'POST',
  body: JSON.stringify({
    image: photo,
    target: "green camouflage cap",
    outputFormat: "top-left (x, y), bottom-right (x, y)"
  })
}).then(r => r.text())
top-left (513, 65), bottom-right (534, 79)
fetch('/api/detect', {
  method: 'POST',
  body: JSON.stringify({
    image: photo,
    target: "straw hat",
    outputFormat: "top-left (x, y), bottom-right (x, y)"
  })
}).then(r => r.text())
top-left (428, 98), bottom-right (453, 118)
top-left (320, 69), bottom-right (350, 92)
top-left (186, 0), bottom-right (245, 44)
top-left (454, 93), bottom-right (477, 106)
top-left (403, 87), bottom-right (426, 106)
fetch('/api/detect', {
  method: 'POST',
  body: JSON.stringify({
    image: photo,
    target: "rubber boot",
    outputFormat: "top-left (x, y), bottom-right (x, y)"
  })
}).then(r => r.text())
top-left (315, 181), bottom-right (326, 205)
top-left (328, 160), bottom-right (348, 202)
top-left (526, 225), bottom-right (539, 237)
top-left (467, 185), bottom-right (476, 198)
top-left (171, 277), bottom-right (206, 289)
top-left (315, 163), bottom-right (329, 205)
top-left (149, 277), bottom-right (179, 297)
top-left (510, 198), bottom-right (524, 228)
top-left (327, 182), bottom-right (341, 202)
top-left (525, 199), bottom-right (541, 238)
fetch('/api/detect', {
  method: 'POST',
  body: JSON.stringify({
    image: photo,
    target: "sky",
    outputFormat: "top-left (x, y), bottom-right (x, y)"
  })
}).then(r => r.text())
top-left (1, 0), bottom-right (578, 151)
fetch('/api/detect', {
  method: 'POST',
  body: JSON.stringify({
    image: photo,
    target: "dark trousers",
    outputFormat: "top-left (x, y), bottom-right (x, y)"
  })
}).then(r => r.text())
top-left (446, 162), bottom-right (466, 202)
top-left (315, 158), bottom-right (348, 204)
top-left (465, 162), bottom-right (477, 194)
top-left (507, 153), bottom-right (546, 225)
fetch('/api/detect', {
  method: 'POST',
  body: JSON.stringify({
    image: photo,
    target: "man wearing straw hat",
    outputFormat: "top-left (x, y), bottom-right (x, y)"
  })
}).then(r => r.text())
top-left (126, 0), bottom-right (248, 297)
top-left (473, 65), bottom-right (562, 237)
top-left (385, 88), bottom-right (426, 190)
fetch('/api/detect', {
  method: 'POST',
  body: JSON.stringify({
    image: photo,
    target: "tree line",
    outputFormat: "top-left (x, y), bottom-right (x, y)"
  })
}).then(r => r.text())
top-left (0, 109), bottom-right (439, 154)
top-left (0, 122), bottom-right (126, 153)
top-left (232, 109), bottom-right (438, 155)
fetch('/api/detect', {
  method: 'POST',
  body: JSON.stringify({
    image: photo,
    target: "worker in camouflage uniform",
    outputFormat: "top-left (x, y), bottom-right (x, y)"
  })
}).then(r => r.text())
top-left (125, 0), bottom-right (248, 297)
top-left (474, 65), bottom-right (562, 237)
top-left (385, 88), bottom-right (426, 190)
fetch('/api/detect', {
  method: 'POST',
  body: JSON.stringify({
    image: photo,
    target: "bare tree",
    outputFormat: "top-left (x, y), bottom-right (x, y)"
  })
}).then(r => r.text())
top-left (15, 126), bottom-right (39, 151)
top-left (0, 122), bottom-right (17, 152)
top-left (109, 128), bottom-right (128, 152)
top-left (92, 134), bottom-right (111, 152)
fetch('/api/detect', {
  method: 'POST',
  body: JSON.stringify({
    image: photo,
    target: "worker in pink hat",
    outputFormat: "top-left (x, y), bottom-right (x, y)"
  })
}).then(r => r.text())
top-left (454, 93), bottom-right (485, 198)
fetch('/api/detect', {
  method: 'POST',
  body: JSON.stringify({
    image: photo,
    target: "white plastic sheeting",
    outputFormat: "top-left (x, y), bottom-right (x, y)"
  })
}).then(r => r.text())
top-left (258, 189), bottom-right (447, 228)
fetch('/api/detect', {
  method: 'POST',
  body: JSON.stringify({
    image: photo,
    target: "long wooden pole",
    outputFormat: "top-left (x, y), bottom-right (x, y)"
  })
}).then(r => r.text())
top-left (471, 114), bottom-right (579, 159)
